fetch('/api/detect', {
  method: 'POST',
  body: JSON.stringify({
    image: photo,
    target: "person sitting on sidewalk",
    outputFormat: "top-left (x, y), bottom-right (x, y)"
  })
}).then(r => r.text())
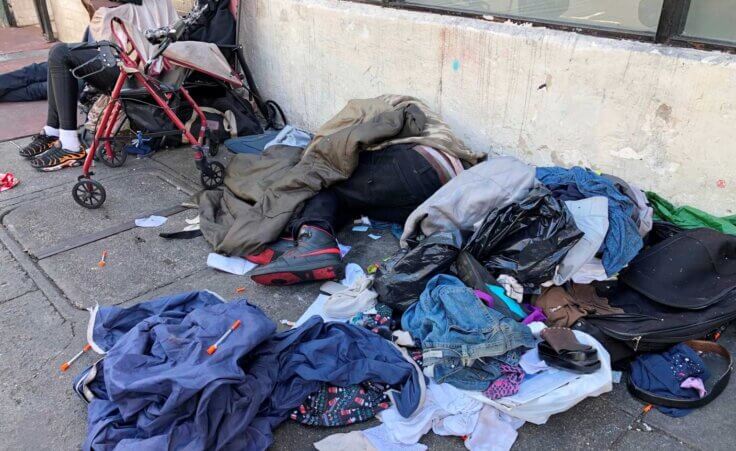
top-left (247, 143), bottom-right (466, 285)
top-left (18, 0), bottom-right (176, 171)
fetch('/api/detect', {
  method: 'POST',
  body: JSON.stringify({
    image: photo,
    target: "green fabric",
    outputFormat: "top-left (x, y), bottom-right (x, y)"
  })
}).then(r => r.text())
top-left (646, 191), bottom-right (736, 235)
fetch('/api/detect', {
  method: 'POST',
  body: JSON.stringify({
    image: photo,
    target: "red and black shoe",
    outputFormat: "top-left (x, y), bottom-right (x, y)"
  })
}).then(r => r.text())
top-left (245, 236), bottom-right (295, 265)
top-left (250, 225), bottom-right (342, 286)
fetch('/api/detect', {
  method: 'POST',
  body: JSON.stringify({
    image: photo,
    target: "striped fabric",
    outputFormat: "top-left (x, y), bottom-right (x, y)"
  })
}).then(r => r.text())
top-left (413, 145), bottom-right (464, 185)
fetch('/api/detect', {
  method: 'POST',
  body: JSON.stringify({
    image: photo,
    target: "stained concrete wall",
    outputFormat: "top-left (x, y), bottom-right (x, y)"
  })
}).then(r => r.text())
top-left (48, 0), bottom-right (194, 42)
top-left (240, 0), bottom-right (736, 216)
top-left (7, 0), bottom-right (41, 26)
top-left (48, 0), bottom-right (87, 41)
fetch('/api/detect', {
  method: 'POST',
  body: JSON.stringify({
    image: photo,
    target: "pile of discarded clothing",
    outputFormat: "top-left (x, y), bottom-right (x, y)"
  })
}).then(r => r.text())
top-left (67, 95), bottom-right (735, 450)
top-left (74, 291), bottom-right (424, 450)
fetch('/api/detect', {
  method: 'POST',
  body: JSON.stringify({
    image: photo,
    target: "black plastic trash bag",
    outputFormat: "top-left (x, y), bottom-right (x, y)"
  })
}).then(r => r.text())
top-left (464, 186), bottom-right (583, 290)
top-left (374, 231), bottom-right (462, 311)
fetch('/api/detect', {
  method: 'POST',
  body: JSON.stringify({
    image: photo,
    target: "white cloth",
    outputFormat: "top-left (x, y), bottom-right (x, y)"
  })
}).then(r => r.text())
top-left (392, 330), bottom-right (416, 347)
top-left (342, 262), bottom-right (366, 286)
top-left (296, 294), bottom-right (345, 326)
top-left (553, 197), bottom-right (609, 285)
top-left (206, 253), bottom-right (257, 276)
top-left (571, 258), bottom-right (609, 284)
top-left (518, 348), bottom-right (549, 375)
top-left (297, 263), bottom-right (375, 324)
top-left (379, 382), bottom-right (482, 444)
top-left (363, 427), bottom-right (427, 451)
top-left (135, 215), bottom-right (168, 228)
top-left (465, 406), bottom-right (523, 451)
top-left (464, 323), bottom-right (612, 424)
top-left (323, 274), bottom-right (377, 319)
top-left (315, 431), bottom-right (378, 451)
top-left (497, 275), bottom-right (524, 303)
top-left (488, 367), bottom-right (577, 408)
top-left (263, 125), bottom-right (313, 150)
top-left (375, 382), bottom-right (521, 451)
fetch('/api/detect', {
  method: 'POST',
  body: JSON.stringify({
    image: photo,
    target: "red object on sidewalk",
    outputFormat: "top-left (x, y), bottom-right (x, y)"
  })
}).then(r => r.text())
top-left (0, 172), bottom-right (19, 192)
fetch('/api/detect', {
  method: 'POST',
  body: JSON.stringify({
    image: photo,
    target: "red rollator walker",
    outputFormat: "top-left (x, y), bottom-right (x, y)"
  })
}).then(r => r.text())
top-left (71, 3), bottom-right (257, 208)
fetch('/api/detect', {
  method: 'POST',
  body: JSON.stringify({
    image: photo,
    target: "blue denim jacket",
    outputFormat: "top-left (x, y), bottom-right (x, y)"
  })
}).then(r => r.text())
top-left (402, 274), bottom-right (535, 390)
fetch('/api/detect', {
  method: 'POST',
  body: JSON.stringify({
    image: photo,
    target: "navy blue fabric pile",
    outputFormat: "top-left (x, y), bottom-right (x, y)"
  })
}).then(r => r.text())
top-left (629, 343), bottom-right (710, 417)
top-left (79, 291), bottom-right (423, 450)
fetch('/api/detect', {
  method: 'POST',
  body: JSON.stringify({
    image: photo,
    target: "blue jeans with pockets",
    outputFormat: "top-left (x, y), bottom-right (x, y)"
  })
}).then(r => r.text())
top-left (402, 274), bottom-right (535, 390)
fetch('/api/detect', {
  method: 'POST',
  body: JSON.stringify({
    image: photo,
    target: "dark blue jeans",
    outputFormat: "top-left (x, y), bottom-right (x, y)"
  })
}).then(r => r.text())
top-left (0, 62), bottom-right (47, 102)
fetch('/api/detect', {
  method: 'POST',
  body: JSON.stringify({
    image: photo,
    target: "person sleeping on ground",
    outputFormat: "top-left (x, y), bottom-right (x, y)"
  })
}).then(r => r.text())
top-left (246, 143), bottom-right (469, 286)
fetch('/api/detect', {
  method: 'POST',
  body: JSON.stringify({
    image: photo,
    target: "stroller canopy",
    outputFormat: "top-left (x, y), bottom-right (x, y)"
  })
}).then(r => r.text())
top-left (163, 41), bottom-right (242, 86)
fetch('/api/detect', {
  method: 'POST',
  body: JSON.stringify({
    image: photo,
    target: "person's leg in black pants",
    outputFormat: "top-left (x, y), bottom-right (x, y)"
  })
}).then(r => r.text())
top-left (250, 144), bottom-right (443, 285)
top-left (0, 62), bottom-right (48, 102)
top-left (287, 144), bottom-right (441, 234)
top-left (333, 144), bottom-right (442, 225)
top-left (21, 43), bottom-right (118, 171)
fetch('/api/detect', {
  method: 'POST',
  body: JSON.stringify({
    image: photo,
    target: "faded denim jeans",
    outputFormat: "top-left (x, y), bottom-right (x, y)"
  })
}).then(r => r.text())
top-left (402, 274), bottom-right (535, 390)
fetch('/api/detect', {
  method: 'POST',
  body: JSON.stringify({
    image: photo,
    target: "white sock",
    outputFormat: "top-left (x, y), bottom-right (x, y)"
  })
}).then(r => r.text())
top-left (43, 126), bottom-right (59, 137)
top-left (59, 129), bottom-right (81, 151)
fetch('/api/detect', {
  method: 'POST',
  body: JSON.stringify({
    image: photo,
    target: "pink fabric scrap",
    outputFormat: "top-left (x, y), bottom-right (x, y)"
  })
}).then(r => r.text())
top-left (484, 364), bottom-right (525, 400)
top-left (680, 377), bottom-right (707, 398)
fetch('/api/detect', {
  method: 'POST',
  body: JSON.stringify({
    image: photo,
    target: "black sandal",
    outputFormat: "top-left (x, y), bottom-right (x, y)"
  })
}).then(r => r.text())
top-left (538, 327), bottom-right (601, 374)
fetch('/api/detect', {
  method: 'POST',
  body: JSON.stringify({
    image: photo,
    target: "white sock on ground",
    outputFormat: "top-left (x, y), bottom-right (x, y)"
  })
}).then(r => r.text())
top-left (43, 126), bottom-right (59, 137)
top-left (59, 129), bottom-right (81, 151)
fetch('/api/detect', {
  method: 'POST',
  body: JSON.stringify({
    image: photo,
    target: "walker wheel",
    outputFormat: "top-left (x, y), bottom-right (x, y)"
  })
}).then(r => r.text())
top-left (96, 141), bottom-right (128, 167)
top-left (200, 161), bottom-right (225, 189)
top-left (72, 179), bottom-right (107, 209)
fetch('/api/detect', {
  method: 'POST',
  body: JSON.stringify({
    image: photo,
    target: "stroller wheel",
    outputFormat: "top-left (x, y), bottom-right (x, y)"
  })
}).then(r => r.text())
top-left (72, 179), bottom-right (107, 209)
top-left (201, 161), bottom-right (225, 189)
top-left (96, 141), bottom-right (128, 168)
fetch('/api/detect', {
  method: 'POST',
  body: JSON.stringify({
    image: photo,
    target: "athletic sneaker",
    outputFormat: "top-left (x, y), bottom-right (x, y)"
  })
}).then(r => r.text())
top-left (245, 236), bottom-right (296, 265)
top-left (250, 225), bottom-right (342, 286)
top-left (18, 133), bottom-right (59, 159)
top-left (30, 144), bottom-right (87, 172)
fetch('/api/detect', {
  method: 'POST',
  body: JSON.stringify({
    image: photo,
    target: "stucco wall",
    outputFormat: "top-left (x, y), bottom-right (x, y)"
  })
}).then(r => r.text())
top-left (239, 0), bottom-right (736, 216)
top-left (48, 0), bottom-right (195, 42)
top-left (48, 0), bottom-right (88, 41)
top-left (7, 0), bottom-right (41, 26)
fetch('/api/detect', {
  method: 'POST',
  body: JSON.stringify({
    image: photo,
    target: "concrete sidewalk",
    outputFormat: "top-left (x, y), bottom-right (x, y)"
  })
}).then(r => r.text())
top-left (0, 135), bottom-right (733, 450)
top-left (0, 26), bottom-right (51, 141)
